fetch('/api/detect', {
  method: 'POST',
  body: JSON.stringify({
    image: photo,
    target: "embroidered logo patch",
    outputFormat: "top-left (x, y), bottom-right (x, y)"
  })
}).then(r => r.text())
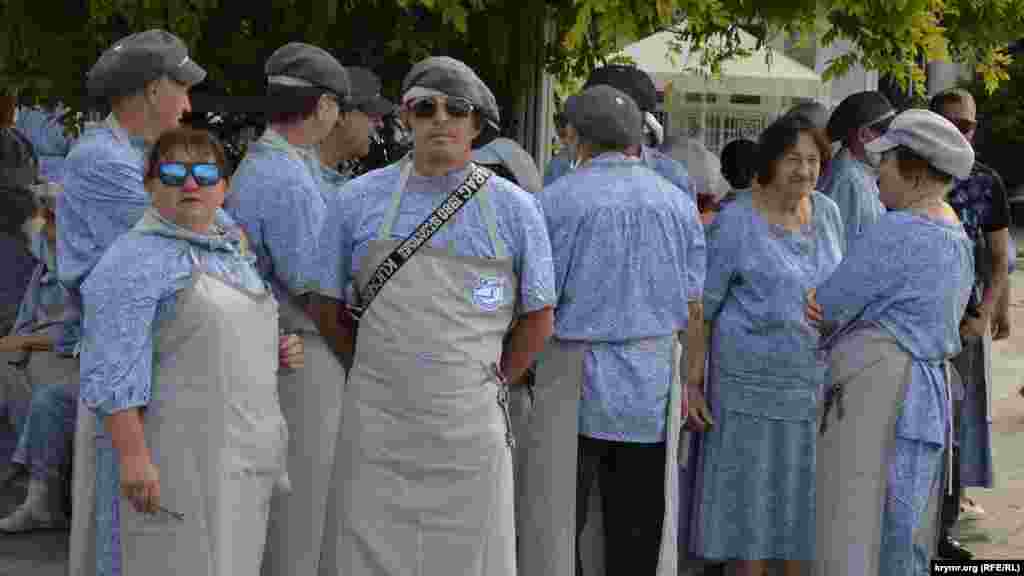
top-left (472, 276), bottom-right (505, 312)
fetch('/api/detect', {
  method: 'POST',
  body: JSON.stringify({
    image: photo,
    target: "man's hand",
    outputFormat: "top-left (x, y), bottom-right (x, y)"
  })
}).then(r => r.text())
top-left (960, 312), bottom-right (989, 341)
top-left (992, 309), bottom-right (1011, 341)
top-left (685, 386), bottom-right (714, 433)
top-left (120, 452), bottom-right (161, 515)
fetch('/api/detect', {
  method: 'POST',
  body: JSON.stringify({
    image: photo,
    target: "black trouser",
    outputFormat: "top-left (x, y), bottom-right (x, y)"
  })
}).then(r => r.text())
top-left (576, 435), bottom-right (666, 576)
top-left (940, 400), bottom-right (964, 536)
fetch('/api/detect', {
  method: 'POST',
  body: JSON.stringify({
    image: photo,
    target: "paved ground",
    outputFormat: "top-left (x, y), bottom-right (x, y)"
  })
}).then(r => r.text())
top-left (2, 254), bottom-right (1023, 575)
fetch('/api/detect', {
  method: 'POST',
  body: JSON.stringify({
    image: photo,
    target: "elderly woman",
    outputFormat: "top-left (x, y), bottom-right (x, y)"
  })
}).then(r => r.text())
top-left (684, 115), bottom-right (843, 576)
top-left (811, 110), bottom-right (975, 576)
top-left (79, 128), bottom-right (303, 575)
top-left (0, 183), bottom-right (78, 533)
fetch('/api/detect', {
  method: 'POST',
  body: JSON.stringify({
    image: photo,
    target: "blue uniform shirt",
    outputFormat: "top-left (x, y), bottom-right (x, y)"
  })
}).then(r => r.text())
top-left (538, 152), bottom-right (705, 442)
top-left (11, 232), bottom-right (66, 341)
top-left (57, 115), bottom-right (235, 355)
top-left (327, 162), bottom-right (555, 313)
top-left (817, 212), bottom-right (974, 445)
top-left (80, 210), bottom-right (264, 417)
top-left (543, 145), bottom-right (696, 202)
top-left (224, 129), bottom-right (327, 303)
top-left (819, 148), bottom-right (885, 251)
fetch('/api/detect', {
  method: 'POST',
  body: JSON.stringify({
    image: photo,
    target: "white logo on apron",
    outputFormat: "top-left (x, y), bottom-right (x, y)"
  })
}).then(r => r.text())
top-left (472, 276), bottom-right (505, 312)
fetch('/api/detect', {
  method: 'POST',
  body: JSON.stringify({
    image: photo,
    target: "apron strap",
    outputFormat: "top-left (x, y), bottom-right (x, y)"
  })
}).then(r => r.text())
top-left (380, 159), bottom-right (506, 259)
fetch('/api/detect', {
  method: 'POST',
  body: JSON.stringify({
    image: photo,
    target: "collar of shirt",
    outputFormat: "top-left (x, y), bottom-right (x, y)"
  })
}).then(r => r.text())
top-left (588, 151), bottom-right (638, 167)
top-left (104, 113), bottom-right (149, 154)
top-left (133, 207), bottom-right (242, 255)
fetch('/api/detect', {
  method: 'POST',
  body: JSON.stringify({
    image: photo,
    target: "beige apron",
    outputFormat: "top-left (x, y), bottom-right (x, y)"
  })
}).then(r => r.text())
top-left (327, 163), bottom-right (518, 576)
top-left (118, 249), bottom-right (289, 576)
top-left (815, 327), bottom-right (949, 575)
top-left (520, 336), bottom-right (684, 576)
top-left (262, 297), bottom-right (345, 576)
top-left (69, 372), bottom-right (96, 576)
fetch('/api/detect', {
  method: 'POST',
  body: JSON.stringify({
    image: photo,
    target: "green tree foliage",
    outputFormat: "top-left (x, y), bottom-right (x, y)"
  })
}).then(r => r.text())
top-left (1, 0), bottom-right (1020, 134)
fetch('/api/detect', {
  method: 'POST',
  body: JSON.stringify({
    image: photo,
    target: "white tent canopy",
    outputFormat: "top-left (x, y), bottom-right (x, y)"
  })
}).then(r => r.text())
top-left (615, 27), bottom-right (829, 100)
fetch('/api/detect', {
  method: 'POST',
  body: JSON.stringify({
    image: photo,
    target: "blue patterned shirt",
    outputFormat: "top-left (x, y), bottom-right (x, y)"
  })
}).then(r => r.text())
top-left (57, 115), bottom-right (236, 355)
top-left (543, 145), bottom-right (696, 202)
top-left (817, 212), bottom-right (974, 444)
top-left (326, 161), bottom-right (555, 314)
top-left (819, 148), bottom-right (885, 252)
top-left (224, 129), bottom-right (327, 303)
top-left (538, 152), bottom-right (705, 442)
top-left (80, 210), bottom-right (265, 417)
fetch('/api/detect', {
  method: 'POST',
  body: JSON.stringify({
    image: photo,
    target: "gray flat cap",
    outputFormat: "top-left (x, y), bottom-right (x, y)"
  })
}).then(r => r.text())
top-left (785, 101), bottom-right (829, 130)
top-left (347, 67), bottom-right (394, 116)
top-left (472, 138), bottom-right (542, 194)
top-left (865, 109), bottom-right (975, 179)
top-left (266, 43), bottom-right (350, 101)
top-left (87, 29), bottom-right (206, 99)
top-left (401, 56), bottom-right (500, 130)
top-left (565, 85), bottom-right (642, 150)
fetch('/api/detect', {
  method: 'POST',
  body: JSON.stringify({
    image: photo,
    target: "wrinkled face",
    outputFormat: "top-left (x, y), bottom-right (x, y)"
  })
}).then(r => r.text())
top-left (148, 77), bottom-right (192, 136)
top-left (770, 131), bottom-right (820, 199)
top-left (147, 148), bottom-right (225, 233)
top-left (401, 95), bottom-right (481, 166)
top-left (940, 98), bottom-right (978, 144)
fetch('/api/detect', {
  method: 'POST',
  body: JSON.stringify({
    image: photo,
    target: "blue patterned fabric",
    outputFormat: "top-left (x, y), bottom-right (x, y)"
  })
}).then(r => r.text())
top-left (542, 149), bottom-right (572, 186)
top-left (642, 145), bottom-right (696, 202)
top-left (327, 161), bottom-right (556, 313)
top-left (693, 191), bottom-right (843, 560)
top-left (880, 438), bottom-right (943, 576)
top-left (541, 145), bottom-right (695, 202)
top-left (817, 212), bottom-right (973, 445)
top-left (16, 107), bottom-right (71, 157)
top-left (224, 128), bottom-right (327, 304)
top-left (12, 382), bottom-right (77, 481)
top-left (11, 232), bottom-right (64, 340)
top-left (80, 210), bottom-right (262, 417)
top-left (819, 148), bottom-right (884, 252)
top-left (538, 152), bottom-right (704, 442)
top-left (56, 115), bottom-right (236, 355)
top-left (81, 209), bottom-right (263, 576)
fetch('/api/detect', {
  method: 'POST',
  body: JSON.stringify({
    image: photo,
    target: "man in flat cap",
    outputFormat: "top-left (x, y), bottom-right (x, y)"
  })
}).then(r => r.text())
top-left (57, 29), bottom-right (214, 576)
top-left (930, 88), bottom-right (1011, 563)
top-left (221, 42), bottom-right (350, 576)
top-left (821, 90), bottom-right (895, 251)
top-left (543, 65), bottom-right (695, 203)
top-left (317, 66), bottom-right (394, 185)
top-left (526, 85), bottom-right (705, 576)
top-left (322, 55), bottom-right (554, 576)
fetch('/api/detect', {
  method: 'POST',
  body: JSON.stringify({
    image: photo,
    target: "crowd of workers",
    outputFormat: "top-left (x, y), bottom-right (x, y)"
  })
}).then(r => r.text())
top-left (0, 26), bottom-right (1016, 576)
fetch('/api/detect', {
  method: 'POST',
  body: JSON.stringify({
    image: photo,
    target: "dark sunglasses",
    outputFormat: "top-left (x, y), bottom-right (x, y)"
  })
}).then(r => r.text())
top-left (406, 96), bottom-right (475, 120)
top-left (157, 162), bottom-right (222, 187)
top-left (949, 117), bottom-right (978, 135)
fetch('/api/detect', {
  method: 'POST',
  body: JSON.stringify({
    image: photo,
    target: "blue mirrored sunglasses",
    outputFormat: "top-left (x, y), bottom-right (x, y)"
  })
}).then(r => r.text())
top-left (157, 162), bottom-right (222, 187)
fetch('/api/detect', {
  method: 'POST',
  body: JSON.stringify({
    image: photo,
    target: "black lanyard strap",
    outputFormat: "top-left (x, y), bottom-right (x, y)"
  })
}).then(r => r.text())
top-left (348, 162), bottom-right (493, 320)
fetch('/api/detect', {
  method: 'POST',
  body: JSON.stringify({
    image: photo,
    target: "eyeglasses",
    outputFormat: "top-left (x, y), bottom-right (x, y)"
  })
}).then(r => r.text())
top-left (406, 96), bottom-right (475, 120)
top-left (949, 117), bottom-right (978, 135)
top-left (157, 162), bottom-right (222, 187)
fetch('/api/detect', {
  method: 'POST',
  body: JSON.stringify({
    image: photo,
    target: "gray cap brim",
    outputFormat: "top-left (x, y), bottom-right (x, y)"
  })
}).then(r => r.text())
top-left (168, 58), bottom-right (207, 87)
top-left (358, 96), bottom-right (395, 116)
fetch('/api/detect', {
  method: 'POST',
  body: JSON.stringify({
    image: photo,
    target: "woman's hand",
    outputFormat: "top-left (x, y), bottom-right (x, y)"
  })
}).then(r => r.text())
top-left (685, 386), bottom-right (714, 433)
top-left (960, 312), bottom-right (988, 342)
top-left (805, 288), bottom-right (824, 329)
top-left (120, 453), bottom-right (161, 515)
top-left (280, 334), bottom-right (304, 370)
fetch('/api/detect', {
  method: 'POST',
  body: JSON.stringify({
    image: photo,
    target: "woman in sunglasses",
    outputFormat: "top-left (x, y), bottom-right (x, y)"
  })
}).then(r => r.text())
top-left (79, 127), bottom-right (304, 575)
